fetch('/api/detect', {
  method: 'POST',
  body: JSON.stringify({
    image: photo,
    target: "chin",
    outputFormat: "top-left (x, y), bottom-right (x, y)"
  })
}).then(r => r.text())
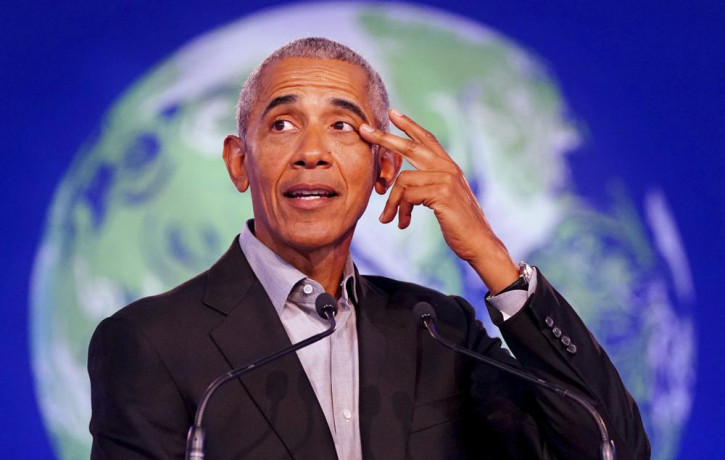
top-left (280, 223), bottom-right (355, 252)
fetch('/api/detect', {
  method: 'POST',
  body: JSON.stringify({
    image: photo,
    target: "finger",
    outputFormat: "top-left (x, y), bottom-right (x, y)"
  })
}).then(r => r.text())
top-left (380, 177), bottom-right (403, 223)
top-left (380, 181), bottom-right (418, 228)
top-left (359, 123), bottom-right (441, 171)
top-left (397, 199), bottom-right (414, 229)
top-left (379, 171), bottom-right (453, 223)
top-left (388, 109), bottom-right (451, 160)
top-left (396, 169), bottom-right (455, 186)
top-left (391, 184), bottom-right (444, 229)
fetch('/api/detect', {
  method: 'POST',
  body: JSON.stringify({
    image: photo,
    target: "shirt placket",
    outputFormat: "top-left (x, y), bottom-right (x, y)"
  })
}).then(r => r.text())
top-left (330, 296), bottom-right (361, 459)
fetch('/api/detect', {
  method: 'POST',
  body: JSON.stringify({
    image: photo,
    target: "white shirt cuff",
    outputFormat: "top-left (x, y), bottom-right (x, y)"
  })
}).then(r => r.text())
top-left (486, 267), bottom-right (538, 321)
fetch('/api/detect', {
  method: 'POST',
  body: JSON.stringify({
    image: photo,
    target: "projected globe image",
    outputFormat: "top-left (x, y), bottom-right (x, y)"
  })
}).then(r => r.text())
top-left (30, 3), bottom-right (694, 459)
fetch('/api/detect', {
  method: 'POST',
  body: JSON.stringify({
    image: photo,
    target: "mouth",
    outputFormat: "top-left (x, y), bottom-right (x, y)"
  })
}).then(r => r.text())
top-left (283, 184), bottom-right (339, 201)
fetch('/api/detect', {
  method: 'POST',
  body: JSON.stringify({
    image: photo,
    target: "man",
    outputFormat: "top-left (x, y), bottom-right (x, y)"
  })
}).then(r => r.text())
top-left (88, 37), bottom-right (650, 459)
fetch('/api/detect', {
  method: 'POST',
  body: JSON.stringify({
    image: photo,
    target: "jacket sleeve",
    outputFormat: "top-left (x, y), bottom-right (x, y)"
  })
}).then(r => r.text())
top-left (87, 316), bottom-right (190, 459)
top-left (465, 269), bottom-right (651, 460)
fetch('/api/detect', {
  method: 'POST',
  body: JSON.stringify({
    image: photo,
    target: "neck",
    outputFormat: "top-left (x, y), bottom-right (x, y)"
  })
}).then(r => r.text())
top-left (255, 230), bottom-right (352, 298)
top-left (288, 246), bottom-right (350, 298)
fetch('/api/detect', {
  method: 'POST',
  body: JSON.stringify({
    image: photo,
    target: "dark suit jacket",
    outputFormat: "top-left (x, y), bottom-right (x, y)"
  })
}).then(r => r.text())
top-left (88, 239), bottom-right (650, 459)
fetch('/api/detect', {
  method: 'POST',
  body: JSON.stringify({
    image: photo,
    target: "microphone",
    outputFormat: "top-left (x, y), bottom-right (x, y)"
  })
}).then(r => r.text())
top-left (185, 293), bottom-right (339, 460)
top-left (413, 302), bottom-right (616, 460)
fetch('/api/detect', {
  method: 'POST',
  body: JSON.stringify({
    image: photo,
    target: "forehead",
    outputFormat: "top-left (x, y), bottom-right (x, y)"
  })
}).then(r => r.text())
top-left (255, 57), bottom-right (372, 110)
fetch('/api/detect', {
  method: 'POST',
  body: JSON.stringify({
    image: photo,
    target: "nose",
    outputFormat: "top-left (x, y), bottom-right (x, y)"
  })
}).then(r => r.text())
top-left (291, 126), bottom-right (332, 169)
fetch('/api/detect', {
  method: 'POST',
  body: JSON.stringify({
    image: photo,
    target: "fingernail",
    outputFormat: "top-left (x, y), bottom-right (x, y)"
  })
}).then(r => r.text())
top-left (390, 108), bottom-right (403, 117)
top-left (360, 123), bottom-right (375, 133)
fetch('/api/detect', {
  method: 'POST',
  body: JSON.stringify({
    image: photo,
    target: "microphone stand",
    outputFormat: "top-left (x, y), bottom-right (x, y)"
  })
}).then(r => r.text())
top-left (416, 304), bottom-right (616, 460)
top-left (186, 294), bottom-right (338, 460)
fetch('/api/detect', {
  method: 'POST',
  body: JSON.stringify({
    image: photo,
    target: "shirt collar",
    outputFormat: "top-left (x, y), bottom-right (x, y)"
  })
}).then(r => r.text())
top-left (239, 220), bottom-right (358, 314)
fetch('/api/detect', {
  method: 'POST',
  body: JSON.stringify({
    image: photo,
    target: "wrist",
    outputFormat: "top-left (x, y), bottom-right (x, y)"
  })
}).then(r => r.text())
top-left (465, 231), bottom-right (519, 293)
top-left (484, 264), bottom-right (520, 295)
top-left (491, 261), bottom-right (533, 296)
top-left (470, 252), bottom-right (518, 294)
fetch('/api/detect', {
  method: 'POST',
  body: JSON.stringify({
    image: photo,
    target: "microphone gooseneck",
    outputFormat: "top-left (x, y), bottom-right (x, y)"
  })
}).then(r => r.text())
top-left (185, 292), bottom-right (339, 460)
top-left (413, 302), bottom-right (616, 460)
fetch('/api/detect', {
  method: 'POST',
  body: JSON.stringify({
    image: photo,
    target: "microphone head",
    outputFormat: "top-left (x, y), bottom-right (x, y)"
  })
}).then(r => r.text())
top-left (413, 301), bottom-right (437, 328)
top-left (315, 293), bottom-right (338, 320)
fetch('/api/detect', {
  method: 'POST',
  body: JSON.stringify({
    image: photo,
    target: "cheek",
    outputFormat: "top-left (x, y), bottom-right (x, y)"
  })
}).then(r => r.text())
top-left (246, 155), bottom-right (282, 194)
top-left (338, 151), bottom-right (378, 190)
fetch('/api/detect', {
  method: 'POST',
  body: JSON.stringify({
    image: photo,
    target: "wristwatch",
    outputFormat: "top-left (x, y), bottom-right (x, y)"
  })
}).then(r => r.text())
top-left (497, 261), bottom-right (533, 294)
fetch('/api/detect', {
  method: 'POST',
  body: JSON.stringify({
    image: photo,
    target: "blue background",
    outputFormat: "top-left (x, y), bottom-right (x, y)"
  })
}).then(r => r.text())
top-left (2, 1), bottom-right (723, 458)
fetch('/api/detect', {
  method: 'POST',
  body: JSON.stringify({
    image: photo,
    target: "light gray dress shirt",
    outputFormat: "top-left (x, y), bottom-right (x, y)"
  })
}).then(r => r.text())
top-left (239, 223), bottom-right (361, 460)
top-left (238, 220), bottom-right (534, 459)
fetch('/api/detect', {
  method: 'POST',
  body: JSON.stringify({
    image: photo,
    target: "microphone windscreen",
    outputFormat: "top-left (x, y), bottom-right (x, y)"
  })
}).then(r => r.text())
top-left (413, 301), bottom-right (437, 327)
top-left (315, 293), bottom-right (338, 319)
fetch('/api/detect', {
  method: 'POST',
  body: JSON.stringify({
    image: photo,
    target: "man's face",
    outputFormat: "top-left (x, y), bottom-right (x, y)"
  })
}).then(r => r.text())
top-left (224, 57), bottom-right (398, 258)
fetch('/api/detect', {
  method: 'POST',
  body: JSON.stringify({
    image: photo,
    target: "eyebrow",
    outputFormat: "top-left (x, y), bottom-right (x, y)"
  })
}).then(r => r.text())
top-left (261, 94), bottom-right (298, 118)
top-left (331, 98), bottom-right (368, 124)
top-left (260, 94), bottom-right (369, 124)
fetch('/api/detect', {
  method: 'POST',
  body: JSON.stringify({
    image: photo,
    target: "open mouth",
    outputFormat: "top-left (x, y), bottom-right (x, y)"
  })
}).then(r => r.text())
top-left (283, 186), bottom-right (339, 200)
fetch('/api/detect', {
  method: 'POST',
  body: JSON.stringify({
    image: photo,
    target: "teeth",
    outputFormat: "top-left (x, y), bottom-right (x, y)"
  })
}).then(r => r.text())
top-left (287, 189), bottom-right (335, 198)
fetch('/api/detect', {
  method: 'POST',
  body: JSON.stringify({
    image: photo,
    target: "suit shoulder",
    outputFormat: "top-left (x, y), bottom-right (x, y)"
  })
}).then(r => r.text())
top-left (89, 268), bottom-right (226, 366)
top-left (362, 275), bottom-right (447, 297)
top-left (110, 270), bottom-right (210, 326)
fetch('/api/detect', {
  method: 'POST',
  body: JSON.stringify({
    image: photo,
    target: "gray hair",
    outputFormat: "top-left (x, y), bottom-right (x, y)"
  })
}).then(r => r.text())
top-left (236, 37), bottom-right (390, 142)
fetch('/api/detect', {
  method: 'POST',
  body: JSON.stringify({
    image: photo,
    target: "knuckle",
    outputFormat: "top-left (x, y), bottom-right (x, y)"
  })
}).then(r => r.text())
top-left (439, 185), bottom-right (453, 199)
top-left (423, 129), bottom-right (439, 144)
top-left (441, 170), bottom-right (457, 184)
top-left (406, 140), bottom-right (422, 155)
top-left (397, 170), bottom-right (413, 183)
top-left (438, 179), bottom-right (456, 196)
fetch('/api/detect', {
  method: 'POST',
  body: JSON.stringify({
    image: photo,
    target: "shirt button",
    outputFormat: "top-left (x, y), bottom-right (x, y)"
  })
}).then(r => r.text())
top-left (302, 284), bottom-right (313, 295)
top-left (566, 344), bottom-right (578, 354)
top-left (544, 316), bottom-right (554, 328)
top-left (552, 327), bottom-right (562, 338)
top-left (561, 336), bottom-right (571, 346)
top-left (342, 409), bottom-right (352, 420)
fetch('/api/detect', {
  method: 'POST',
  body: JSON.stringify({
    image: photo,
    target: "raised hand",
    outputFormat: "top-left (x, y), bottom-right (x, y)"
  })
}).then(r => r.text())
top-left (359, 109), bottom-right (518, 294)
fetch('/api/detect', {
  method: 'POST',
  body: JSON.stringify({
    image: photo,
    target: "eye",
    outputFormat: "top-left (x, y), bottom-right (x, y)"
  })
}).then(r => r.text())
top-left (332, 121), bottom-right (354, 132)
top-left (272, 120), bottom-right (295, 131)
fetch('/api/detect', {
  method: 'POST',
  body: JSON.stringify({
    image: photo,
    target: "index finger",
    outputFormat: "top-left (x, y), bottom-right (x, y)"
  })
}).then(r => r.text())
top-left (358, 123), bottom-right (447, 171)
top-left (388, 109), bottom-right (452, 161)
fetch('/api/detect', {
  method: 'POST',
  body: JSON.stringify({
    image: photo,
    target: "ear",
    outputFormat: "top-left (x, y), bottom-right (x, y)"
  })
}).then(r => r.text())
top-left (374, 147), bottom-right (402, 194)
top-left (223, 135), bottom-right (250, 193)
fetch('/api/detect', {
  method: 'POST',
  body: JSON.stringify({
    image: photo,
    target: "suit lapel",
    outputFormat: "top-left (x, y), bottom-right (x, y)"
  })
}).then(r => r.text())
top-left (204, 240), bottom-right (336, 459)
top-left (357, 276), bottom-right (418, 460)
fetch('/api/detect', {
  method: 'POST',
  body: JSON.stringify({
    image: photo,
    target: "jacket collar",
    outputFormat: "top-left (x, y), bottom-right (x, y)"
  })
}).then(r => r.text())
top-left (203, 239), bottom-right (337, 458)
